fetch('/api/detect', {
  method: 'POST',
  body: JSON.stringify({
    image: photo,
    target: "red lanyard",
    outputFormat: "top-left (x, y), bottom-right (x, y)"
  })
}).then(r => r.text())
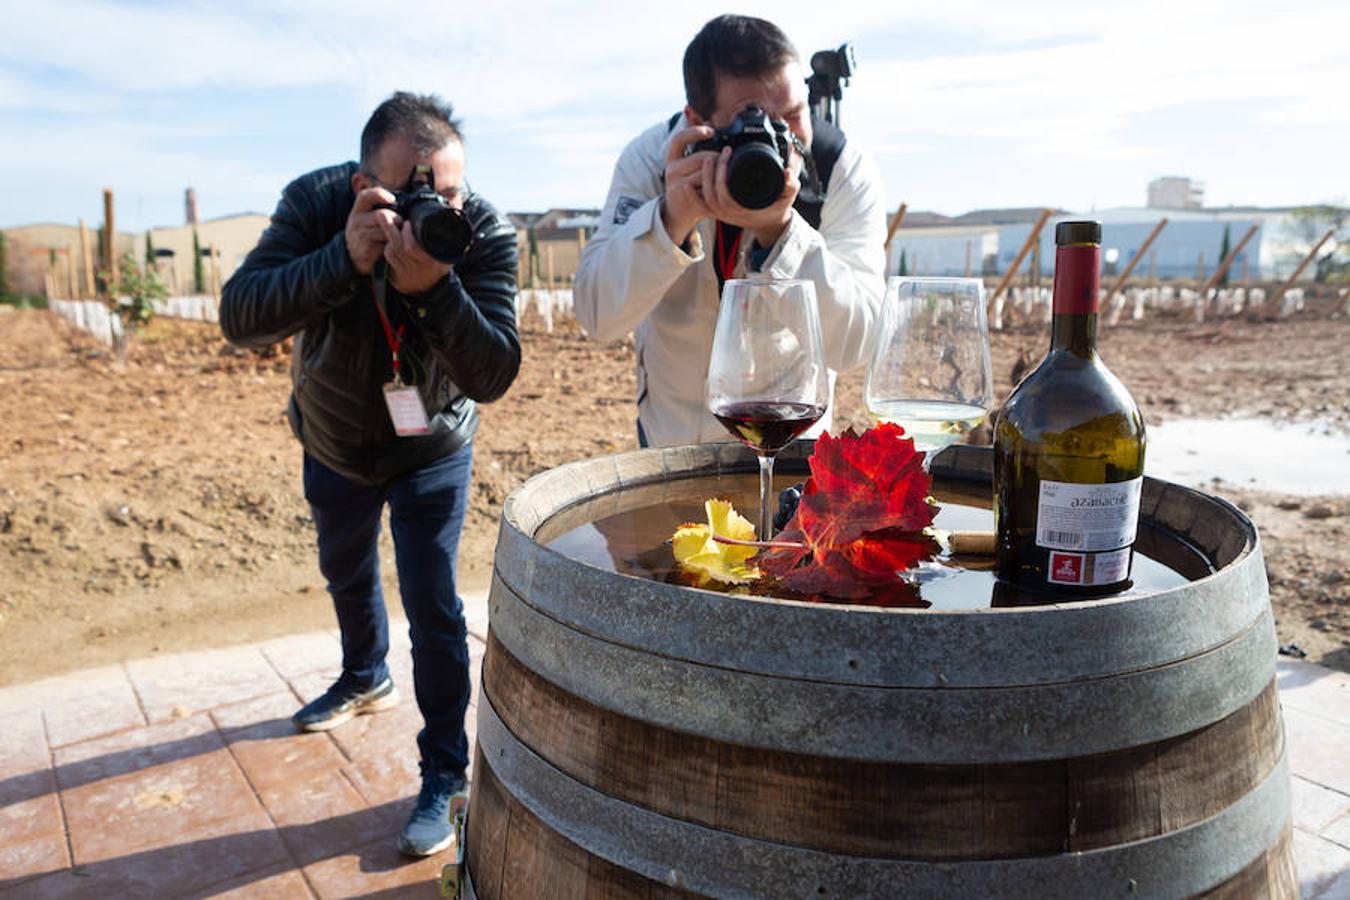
top-left (372, 273), bottom-right (406, 381)
top-left (715, 221), bottom-right (743, 283)
top-left (375, 304), bottom-right (405, 383)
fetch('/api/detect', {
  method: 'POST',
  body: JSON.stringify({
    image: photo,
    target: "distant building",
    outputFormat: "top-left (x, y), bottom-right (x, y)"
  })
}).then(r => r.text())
top-left (1147, 177), bottom-right (1205, 210)
top-left (510, 208), bottom-right (601, 285)
top-left (887, 224), bottom-right (1000, 278)
top-left (886, 206), bottom-right (1307, 283)
top-left (0, 223), bottom-right (136, 298)
top-left (997, 208), bottom-right (1294, 281)
top-left (507, 212), bottom-right (546, 233)
top-left (145, 213), bottom-right (270, 294)
top-left (533, 208), bottom-right (601, 237)
top-left (2, 213), bottom-right (269, 298)
top-left (886, 208), bottom-right (1064, 278)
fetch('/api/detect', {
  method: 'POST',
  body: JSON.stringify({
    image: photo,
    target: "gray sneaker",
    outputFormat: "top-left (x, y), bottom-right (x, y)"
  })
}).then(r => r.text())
top-left (291, 677), bottom-right (398, 732)
top-left (397, 767), bottom-right (469, 858)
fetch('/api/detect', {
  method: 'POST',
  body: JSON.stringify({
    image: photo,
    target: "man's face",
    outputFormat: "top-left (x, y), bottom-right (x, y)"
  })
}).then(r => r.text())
top-left (357, 132), bottom-right (466, 210)
top-left (701, 61), bottom-right (811, 150)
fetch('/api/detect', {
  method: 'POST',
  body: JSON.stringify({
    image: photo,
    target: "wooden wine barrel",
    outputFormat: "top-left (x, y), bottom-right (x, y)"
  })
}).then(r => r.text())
top-left (463, 442), bottom-right (1295, 900)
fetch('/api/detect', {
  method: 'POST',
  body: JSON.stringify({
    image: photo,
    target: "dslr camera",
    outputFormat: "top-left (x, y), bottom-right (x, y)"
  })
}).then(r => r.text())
top-left (690, 106), bottom-right (793, 210)
top-left (378, 164), bottom-right (474, 266)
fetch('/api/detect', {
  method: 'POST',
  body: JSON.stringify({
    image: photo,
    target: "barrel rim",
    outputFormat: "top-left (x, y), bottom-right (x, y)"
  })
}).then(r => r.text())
top-left (501, 441), bottom-right (1257, 620)
top-left (493, 442), bottom-right (1269, 688)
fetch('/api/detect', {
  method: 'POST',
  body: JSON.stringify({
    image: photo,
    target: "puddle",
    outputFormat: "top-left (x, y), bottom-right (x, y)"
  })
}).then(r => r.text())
top-left (1146, 418), bottom-right (1350, 496)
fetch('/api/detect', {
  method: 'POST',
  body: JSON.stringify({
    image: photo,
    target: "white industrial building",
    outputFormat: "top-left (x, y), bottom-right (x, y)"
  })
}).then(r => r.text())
top-left (1147, 177), bottom-right (1205, 210)
top-left (888, 207), bottom-right (1310, 283)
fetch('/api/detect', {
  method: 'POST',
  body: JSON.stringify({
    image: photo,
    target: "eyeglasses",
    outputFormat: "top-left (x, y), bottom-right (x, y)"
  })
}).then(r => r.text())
top-left (362, 169), bottom-right (462, 205)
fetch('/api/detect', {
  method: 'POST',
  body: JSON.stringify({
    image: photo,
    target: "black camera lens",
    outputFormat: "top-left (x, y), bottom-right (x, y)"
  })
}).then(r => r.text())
top-left (406, 200), bottom-right (473, 265)
top-left (726, 143), bottom-right (786, 210)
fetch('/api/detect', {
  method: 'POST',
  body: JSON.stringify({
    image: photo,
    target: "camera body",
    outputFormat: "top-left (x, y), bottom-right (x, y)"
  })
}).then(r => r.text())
top-left (690, 106), bottom-right (793, 210)
top-left (380, 165), bottom-right (474, 266)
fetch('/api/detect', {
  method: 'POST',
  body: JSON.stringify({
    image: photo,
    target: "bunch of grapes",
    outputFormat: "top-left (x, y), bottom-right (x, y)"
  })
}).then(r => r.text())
top-left (773, 481), bottom-right (805, 533)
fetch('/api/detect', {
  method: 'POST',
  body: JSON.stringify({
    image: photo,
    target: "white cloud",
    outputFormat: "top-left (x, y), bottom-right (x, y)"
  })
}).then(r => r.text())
top-left (2, 0), bottom-right (1347, 226)
top-left (847, 5), bottom-right (1350, 147)
top-left (0, 117), bottom-right (296, 228)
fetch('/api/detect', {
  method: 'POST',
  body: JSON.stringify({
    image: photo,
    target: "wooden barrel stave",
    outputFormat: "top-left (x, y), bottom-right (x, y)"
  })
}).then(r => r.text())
top-left (480, 630), bottom-right (1284, 860)
top-left (1198, 825), bottom-right (1298, 899)
top-left (469, 687), bottom-right (1292, 899)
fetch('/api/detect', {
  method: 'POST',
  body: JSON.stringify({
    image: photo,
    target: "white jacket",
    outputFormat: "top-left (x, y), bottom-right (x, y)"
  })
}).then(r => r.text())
top-left (575, 114), bottom-right (888, 448)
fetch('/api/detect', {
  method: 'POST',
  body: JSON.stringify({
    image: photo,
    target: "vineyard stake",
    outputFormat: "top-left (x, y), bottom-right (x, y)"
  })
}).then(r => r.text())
top-left (988, 208), bottom-right (1053, 317)
top-left (883, 203), bottom-right (907, 258)
top-left (64, 248), bottom-right (76, 301)
top-left (79, 219), bottom-right (95, 300)
top-left (1262, 227), bottom-right (1336, 319)
top-left (102, 188), bottom-right (117, 297)
top-left (1197, 223), bottom-right (1260, 319)
top-left (1106, 218), bottom-right (1168, 305)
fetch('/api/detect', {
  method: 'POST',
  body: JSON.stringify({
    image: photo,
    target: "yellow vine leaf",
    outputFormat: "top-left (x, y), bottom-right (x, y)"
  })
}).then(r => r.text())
top-left (672, 498), bottom-right (761, 586)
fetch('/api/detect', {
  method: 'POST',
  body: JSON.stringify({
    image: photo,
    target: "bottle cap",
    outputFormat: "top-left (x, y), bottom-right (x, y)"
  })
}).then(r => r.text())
top-left (1055, 220), bottom-right (1102, 246)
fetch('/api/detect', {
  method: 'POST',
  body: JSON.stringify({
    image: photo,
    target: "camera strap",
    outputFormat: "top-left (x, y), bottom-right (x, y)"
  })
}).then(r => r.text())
top-left (794, 115), bottom-right (845, 229)
top-left (791, 133), bottom-right (825, 204)
top-left (371, 261), bottom-right (406, 383)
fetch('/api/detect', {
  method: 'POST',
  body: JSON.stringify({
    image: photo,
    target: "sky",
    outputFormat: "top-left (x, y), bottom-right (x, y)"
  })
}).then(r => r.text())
top-left (2, 0), bottom-right (1348, 233)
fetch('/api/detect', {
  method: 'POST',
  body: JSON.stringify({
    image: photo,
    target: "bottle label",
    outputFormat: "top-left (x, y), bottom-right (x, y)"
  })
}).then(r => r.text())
top-left (1047, 547), bottom-right (1132, 586)
top-left (1035, 478), bottom-right (1142, 552)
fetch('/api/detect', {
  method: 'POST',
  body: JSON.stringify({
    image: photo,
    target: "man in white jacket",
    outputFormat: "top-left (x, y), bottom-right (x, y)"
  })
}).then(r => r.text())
top-left (575, 14), bottom-right (887, 448)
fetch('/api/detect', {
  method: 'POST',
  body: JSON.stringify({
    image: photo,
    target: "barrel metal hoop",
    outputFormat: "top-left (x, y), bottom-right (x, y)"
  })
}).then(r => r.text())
top-left (492, 528), bottom-right (1268, 689)
top-left (476, 692), bottom-right (1291, 900)
top-left (488, 582), bottom-right (1276, 763)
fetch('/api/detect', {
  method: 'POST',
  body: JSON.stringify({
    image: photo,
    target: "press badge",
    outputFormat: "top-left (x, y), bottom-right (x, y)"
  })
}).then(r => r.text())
top-left (383, 382), bottom-right (431, 436)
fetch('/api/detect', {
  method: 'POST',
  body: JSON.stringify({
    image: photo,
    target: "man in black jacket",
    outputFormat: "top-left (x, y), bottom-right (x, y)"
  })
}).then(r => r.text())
top-left (221, 92), bottom-right (519, 858)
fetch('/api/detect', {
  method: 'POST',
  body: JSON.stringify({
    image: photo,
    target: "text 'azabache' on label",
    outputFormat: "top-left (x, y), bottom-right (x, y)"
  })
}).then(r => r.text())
top-left (1035, 477), bottom-right (1143, 552)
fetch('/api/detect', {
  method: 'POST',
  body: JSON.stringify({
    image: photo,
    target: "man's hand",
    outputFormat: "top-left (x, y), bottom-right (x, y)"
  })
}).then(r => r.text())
top-left (345, 187), bottom-right (400, 275)
top-left (660, 125), bottom-right (716, 247)
top-left (703, 145), bottom-right (800, 249)
top-left (380, 218), bottom-right (452, 297)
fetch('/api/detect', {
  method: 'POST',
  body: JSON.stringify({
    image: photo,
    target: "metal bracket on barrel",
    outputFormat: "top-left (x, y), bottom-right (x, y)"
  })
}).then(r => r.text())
top-left (438, 791), bottom-right (471, 898)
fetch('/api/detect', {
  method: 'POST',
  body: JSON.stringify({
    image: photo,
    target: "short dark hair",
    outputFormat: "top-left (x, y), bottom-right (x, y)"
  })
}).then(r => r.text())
top-left (359, 91), bottom-right (462, 172)
top-left (682, 15), bottom-right (799, 120)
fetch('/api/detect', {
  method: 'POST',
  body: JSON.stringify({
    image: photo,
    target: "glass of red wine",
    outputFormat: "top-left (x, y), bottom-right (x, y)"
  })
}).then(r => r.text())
top-left (708, 278), bottom-right (829, 540)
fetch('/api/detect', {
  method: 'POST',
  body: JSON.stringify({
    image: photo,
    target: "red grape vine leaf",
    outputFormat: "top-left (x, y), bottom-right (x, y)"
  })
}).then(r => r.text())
top-left (757, 423), bottom-right (938, 600)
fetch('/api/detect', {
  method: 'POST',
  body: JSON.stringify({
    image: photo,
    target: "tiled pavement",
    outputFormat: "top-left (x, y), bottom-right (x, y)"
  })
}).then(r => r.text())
top-left (0, 593), bottom-right (491, 899)
top-left (0, 589), bottom-right (1347, 899)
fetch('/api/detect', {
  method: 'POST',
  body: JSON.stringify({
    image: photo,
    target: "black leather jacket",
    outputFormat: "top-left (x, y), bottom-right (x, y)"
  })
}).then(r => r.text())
top-left (220, 162), bottom-right (520, 485)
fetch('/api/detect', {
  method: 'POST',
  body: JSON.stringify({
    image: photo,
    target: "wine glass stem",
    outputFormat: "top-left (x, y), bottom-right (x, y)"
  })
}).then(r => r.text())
top-left (758, 453), bottom-right (775, 540)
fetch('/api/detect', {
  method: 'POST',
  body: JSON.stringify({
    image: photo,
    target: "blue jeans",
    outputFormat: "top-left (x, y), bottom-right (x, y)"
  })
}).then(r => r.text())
top-left (302, 444), bottom-right (473, 778)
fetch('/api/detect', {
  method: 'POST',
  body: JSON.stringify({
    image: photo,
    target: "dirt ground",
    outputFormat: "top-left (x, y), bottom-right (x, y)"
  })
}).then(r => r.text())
top-left (1, 302), bottom-right (1347, 686)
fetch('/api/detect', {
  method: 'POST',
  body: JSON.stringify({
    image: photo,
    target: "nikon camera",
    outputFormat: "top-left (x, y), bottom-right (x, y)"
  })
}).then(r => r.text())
top-left (379, 165), bottom-right (475, 266)
top-left (690, 106), bottom-right (793, 210)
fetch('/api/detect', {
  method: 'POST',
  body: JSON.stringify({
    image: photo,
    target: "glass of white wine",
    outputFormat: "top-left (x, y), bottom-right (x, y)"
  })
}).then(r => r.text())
top-left (865, 277), bottom-right (995, 469)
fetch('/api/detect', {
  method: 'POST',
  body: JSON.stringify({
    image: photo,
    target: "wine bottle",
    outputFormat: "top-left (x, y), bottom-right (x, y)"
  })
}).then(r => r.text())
top-left (993, 220), bottom-right (1146, 595)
